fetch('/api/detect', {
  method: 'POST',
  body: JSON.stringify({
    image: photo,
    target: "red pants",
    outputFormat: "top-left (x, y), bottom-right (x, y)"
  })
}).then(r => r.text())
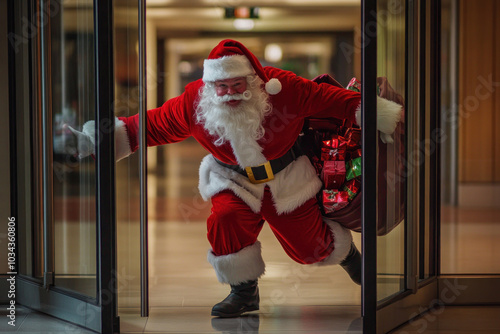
top-left (207, 187), bottom-right (334, 264)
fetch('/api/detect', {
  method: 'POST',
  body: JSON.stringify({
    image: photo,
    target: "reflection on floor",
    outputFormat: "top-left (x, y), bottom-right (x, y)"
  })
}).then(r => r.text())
top-left (4, 304), bottom-right (500, 333)
top-left (441, 205), bottom-right (500, 274)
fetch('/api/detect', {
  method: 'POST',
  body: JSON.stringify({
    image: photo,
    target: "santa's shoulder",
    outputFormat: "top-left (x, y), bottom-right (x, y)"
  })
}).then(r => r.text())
top-left (184, 78), bottom-right (204, 93)
top-left (263, 66), bottom-right (299, 80)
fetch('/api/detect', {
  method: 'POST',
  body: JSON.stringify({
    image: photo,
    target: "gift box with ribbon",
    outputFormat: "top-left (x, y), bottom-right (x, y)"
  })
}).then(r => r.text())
top-left (321, 160), bottom-right (346, 190)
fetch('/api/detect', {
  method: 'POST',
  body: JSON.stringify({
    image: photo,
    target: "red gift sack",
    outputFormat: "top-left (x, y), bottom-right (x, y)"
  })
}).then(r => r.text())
top-left (300, 74), bottom-right (405, 236)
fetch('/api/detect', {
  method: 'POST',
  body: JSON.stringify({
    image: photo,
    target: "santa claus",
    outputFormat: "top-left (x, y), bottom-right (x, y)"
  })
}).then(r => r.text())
top-left (69, 39), bottom-right (402, 318)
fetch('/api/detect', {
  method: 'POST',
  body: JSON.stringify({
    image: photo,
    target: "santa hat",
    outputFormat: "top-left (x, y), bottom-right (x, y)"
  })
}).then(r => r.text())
top-left (202, 39), bottom-right (282, 95)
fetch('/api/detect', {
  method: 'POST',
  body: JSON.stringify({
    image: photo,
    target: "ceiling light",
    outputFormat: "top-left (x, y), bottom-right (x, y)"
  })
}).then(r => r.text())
top-left (233, 19), bottom-right (255, 31)
top-left (265, 44), bottom-right (283, 63)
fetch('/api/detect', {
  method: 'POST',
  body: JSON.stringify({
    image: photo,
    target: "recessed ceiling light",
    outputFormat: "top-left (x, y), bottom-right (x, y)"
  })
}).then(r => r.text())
top-left (233, 19), bottom-right (255, 31)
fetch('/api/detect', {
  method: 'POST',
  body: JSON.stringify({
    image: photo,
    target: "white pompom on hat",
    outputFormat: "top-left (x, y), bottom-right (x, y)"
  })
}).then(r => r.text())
top-left (202, 39), bottom-right (282, 95)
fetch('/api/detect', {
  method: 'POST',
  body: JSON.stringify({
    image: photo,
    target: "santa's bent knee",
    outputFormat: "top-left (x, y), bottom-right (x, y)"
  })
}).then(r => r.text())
top-left (208, 204), bottom-right (241, 229)
top-left (207, 192), bottom-right (262, 255)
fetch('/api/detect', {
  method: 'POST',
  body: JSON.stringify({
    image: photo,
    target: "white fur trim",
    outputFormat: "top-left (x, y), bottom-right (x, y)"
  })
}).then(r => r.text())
top-left (78, 120), bottom-right (96, 158)
top-left (81, 120), bottom-right (95, 142)
top-left (207, 241), bottom-right (265, 285)
top-left (114, 117), bottom-right (132, 161)
top-left (268, 155), bottom-right (323, 214)
top-left (355, 101), bottom-right (361, 126)
top-left (203, 55), bottom-right (254, 82)
top-left (228, 135), bottom-right (267, 168)
top-left (198, 154), bottom-right (322, 214)
top-left (317, 218), bottom-right (353, 266)
top-left (265, 78), bottom-right (282, 95)
top-left (198, 155), bottom-right (265, 213)
top-left (377, 95), bottom-right (403, 135)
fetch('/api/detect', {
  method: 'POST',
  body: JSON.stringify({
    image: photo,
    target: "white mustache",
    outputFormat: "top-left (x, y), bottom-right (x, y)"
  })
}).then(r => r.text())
top-left (215, 90), bottom-right (253, 103)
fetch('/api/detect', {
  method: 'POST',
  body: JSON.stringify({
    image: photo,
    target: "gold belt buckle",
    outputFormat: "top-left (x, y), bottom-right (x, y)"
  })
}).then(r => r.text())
top-left (245, 161), bottom-right (274, 184)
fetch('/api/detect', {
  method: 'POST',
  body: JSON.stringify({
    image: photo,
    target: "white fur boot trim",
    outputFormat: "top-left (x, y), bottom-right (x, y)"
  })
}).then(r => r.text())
top-left (317, 218), bottom-right (353, 266)
top-left (207, 241), bottom-right (266, 285)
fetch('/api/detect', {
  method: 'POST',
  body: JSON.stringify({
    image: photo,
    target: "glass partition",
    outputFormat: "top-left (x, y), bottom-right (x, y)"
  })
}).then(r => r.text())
top-left (376, 0), bottom-right (406, 301)
top-left (114, 0), bottom-right (142, 309)
top-left (51, 0), bottom-right (97, 297)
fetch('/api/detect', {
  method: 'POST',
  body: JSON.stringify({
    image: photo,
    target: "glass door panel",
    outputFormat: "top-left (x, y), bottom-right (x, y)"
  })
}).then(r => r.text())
top-left (362, 0), bottom-right (441, 332)
top-left (376, 0), bottom-right (406, 301)
top-left (113, 0), bottom-right (142, 309)
top-left (52, 0), bottom-right (97, 297)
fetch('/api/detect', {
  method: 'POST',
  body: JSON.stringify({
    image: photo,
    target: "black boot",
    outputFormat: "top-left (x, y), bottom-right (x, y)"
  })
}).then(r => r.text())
top-left (340, 242), bottom-right (362, 285)
top-left (211, 280), bottom-right (259, 318)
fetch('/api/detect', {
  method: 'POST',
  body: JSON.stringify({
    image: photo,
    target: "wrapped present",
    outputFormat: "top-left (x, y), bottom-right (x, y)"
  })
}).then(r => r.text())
top-left (321, 135), bottom-right (347, 161)
top-left (321, 148), bottom-right (346, 161)
top-left (344, 118), bottom-right (357, 132)
top-left (321, 160), bottom-right (346, 189)
top-left (346, 157), bottom-right (362, 181)
top-left (345, 127), bottom-right (361, 149)
top-left (348, 148), bottom-right (362, 161)
top-left (347, 77), bottom-right (381, 95)
top-left (342, 178), bottom-right (361, 200)
top-left (346, 77), bottom-right (361, 92)
top-left (323, 190), bottom-right (350, 213)
top-left (311, 156), bottom-right (323, 176)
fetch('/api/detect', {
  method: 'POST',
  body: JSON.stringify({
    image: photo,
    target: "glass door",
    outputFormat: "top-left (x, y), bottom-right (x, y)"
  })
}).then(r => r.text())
top-left (11, 1), bottom-right (122, 332)
top-left (113, 0), bottom-right (150, 317)
top-left (361, 0), bottom-right (441, 332)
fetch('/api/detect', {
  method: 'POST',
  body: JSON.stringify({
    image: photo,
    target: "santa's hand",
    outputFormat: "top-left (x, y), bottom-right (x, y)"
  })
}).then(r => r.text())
top-left (376, 96), bottom-right (403, 144)
top-left (65, 121), bottom-right (95, 159)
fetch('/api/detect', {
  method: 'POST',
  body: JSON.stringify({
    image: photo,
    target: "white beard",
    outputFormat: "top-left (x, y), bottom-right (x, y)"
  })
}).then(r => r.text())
top-left (196, 77), bottom-right (271, 146)
top-left (195, 76), bottom-right (273, 166)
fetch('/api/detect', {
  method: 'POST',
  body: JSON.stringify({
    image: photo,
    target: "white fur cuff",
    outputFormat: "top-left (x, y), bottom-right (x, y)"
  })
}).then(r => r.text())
top-left (317, 219), bottom-right (353, 266)
top-left (114, 117), bottom-right (132, 161)
top-left (355, 101), bottom-right (361, 126)
top-left (376, 95), bottom-right (403, 135)
top-left (207, 241), bottom-right (266, 285)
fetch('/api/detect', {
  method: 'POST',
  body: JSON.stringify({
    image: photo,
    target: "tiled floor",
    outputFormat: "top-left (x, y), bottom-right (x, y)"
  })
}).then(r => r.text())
top-left (0, 306), bottom-right (94, 333)
top-left (391, 306), bottom-right (500, 334)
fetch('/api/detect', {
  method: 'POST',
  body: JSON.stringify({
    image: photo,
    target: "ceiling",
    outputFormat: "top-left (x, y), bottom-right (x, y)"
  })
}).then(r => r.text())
top-left (63, 1), bottom-right (361, 36)
top-left (114, 0), bottom-right (361, 35)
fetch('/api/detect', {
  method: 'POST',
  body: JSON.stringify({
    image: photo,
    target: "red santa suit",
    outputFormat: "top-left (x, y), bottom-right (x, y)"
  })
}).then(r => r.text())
top-left (114, 40), bottom-right (364, 285)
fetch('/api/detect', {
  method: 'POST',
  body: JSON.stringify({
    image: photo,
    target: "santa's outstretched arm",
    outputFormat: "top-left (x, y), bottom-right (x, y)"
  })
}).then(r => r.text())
top-left (67, 86), bottom-right (197, 161)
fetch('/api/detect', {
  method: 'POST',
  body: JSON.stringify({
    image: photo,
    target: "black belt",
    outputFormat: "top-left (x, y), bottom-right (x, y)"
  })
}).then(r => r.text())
top-left (214, 142), bottom-right (303, 184)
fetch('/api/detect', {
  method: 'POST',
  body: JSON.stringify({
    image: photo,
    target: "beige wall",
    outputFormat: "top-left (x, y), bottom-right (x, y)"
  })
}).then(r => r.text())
top-left (459, 0), bottom-right (500, 182)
